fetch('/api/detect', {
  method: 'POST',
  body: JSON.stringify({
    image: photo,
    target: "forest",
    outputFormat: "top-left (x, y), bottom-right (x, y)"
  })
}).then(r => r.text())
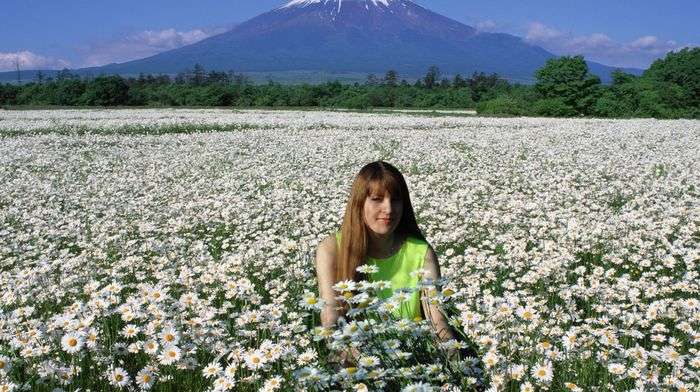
top-left (1, 48), bottom-right (697, 119)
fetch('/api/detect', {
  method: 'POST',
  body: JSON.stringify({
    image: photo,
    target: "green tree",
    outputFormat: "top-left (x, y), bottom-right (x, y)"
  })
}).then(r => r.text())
top-left (533, 98), bottom-right (577, 117)
top-left (467, 72), bottom-right (504, 102)
top-left (476, 95), bottom-right (528, 116)
top-left (192, 64), bottom-right (206, 86)
top-left (453, 74), bottom-right (467, 89)
top-left (534, 55), bottom-right (601, 115)
top-left (81, 75), bottom-right (130, 106)
top-left (365, 73), bottom-right (379, 86)
top-left (384, 70), bottom-right (398, 87)
top-left (54, 79), bottom-right (86, 105)
top-left (643, 47), bottom-right (699, 110)
top-left (423, 66), bottom-right (440, 89)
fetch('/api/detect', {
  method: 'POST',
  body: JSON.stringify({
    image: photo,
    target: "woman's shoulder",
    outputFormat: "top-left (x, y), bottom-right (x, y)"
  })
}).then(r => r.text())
top-left (405, 235), bottom-right (435, 260)
top-left (317, 232), bottom-right (339, 255)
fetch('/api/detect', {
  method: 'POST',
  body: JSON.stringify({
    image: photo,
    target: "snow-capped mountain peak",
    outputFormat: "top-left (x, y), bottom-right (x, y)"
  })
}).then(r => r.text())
top-left (282, 0), bottom-right (393, 10)
top-left (78, 0), bottom-right (631, 84)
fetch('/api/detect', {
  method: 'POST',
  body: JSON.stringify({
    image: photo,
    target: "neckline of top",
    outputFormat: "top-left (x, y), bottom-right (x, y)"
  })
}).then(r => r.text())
top-left (367, 234), bottom-right (408, 261)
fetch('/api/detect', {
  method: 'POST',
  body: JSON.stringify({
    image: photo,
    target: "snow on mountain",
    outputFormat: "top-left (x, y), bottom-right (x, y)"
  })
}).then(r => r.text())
top-left (282, 0), bottom-right (392, 10)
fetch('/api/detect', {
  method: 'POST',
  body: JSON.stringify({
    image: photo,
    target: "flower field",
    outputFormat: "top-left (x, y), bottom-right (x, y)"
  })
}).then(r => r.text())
top-left (0, 108), bottom-right (698, 392)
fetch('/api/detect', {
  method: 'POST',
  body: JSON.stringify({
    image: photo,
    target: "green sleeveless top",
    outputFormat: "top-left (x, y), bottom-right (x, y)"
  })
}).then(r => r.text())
top-left (335, 231), bottom-right (429, 320)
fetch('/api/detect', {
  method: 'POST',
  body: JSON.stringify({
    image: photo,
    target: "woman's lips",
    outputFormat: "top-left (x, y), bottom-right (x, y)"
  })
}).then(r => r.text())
top-left (380, 218), bottom-right (391, 224)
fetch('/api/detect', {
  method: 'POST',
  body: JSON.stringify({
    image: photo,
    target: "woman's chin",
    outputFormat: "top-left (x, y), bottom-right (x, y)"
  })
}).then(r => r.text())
top-left (369, 227), bottom-right (392, 236)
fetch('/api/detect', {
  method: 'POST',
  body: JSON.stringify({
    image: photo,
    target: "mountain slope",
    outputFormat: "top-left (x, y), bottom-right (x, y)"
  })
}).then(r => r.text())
top-left (2, 0), bottom-right (643, 83)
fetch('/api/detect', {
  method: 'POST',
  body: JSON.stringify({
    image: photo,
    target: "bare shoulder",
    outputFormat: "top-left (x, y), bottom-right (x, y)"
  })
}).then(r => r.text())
top-left (423, 242), bottom-right (438, 265)
top-left (317, 234), bottom-right (338, 255)
top-left (315, 234), bottom-right (338, 270)
top-left (423, 243), bottom-right (441, 277)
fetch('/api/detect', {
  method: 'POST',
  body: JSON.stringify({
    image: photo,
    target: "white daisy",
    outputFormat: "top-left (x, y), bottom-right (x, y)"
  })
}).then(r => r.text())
top-left (0, 381), bottom-right (17, 392)
top-left (160, 326), bottom-right (180, 345)
top-left (356, 264), bottom-right (379, 274)
top-left (661, 346), bottom-right (681, 363)
top-left (135, 368), bottom-right (155, 389)
top-left (60, 332), bottom-right (84, 354)
top-left (159, 345), bottom-right (181, 365)
top-left (85, 328), bottom-right (98, 348)
top-left (244, 349), bottom-right (267, 371)
top-left (149, 287), bottom-right (167, 302)
top-left (372, 280), bottom-right (392, 290)
top-left (299, 291), bottom-right (325, 311)
top-left (143, 339), bottom-right (159, 355)
top-left (263, 375), bottom-right (283, 391)
top-left (224, 364), bottom-right (237, 378)
top-left (401, 381), bottom-right (434, 392)
top-left (202, 362), bottom-right (223, 378)
top-left (531, 361), bottom-right (553, 383)
top-left (108, 367), bottom-right (130, 388)
top-left (354, 383), bottom-right (369, 392)
top-left (213, 376), bottom-right (236, 391)
top-left (564, 382), bottom-right (583, 391)
top-left (607, 362), bottom-right (626, 376)
top-left (121, 324), bottom-right (140, 339)
top-left (332, 280), bottom-right (356, 293)
top-left (482, 351), bottom-right (499, 368)
top-left (358, 355), bottom-right (380, 368)
top-left (297, 348), bottom-right (318, 365)
top-left (509, 364), bottom-right (525, 380)
top-left (516, 306), bottom-right (538, 321)
top-left (0, 355), bottom-right (12, 375)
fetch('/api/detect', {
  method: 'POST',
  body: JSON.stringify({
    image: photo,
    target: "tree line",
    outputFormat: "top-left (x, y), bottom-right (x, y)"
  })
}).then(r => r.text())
top-left (1, 48), bottom-right (697, 119)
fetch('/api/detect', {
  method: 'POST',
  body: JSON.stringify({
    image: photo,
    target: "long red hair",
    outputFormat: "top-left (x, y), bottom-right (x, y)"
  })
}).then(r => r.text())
top-left (335, 161), bottom-right (426, 286)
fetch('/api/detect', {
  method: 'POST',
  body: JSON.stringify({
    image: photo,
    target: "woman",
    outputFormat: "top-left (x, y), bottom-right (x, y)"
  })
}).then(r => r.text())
top-left (314, 160), bottom-right (457, 367)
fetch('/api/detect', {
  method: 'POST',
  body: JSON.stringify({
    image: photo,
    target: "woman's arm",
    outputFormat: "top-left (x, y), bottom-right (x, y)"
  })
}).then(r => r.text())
top-left (421, 246), bottom-right (456, 343)
top-left (315, 235), bottom-right (361, 366)
top-left (315, 235), bottom-right (340, 328)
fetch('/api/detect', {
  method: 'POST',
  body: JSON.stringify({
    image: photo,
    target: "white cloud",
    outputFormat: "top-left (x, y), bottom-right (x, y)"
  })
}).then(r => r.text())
top-left (523, 21), bottom-right (695, 69)
top-left (525, 22), bottom-right (564, 42)
top-left (474, 20), bottom-right (498, 32)
top-left (0, 51), bottom-right (70, 72)
top-left (81, 27), bottom-right (226, 67)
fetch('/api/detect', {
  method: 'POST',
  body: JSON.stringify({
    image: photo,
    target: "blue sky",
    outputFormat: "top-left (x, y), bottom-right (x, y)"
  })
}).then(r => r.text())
top-left (0, 0), bottom-right (697, 71)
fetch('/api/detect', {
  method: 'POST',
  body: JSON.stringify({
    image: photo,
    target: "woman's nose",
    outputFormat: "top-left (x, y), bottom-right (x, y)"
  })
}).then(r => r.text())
top-left (382, 198), bottom-right (392, 213)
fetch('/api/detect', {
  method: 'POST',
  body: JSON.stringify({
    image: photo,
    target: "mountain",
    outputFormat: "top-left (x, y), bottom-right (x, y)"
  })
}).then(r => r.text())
top-left (1, 0), bottom-right (643, 84)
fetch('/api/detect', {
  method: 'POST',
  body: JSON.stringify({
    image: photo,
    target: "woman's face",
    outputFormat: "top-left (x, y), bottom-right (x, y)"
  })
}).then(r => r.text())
top-left (363, 190), bottom-right (403, 236)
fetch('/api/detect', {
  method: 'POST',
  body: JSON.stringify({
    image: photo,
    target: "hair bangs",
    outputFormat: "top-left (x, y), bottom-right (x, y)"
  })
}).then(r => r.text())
top-left (367, 172), bottom-right (403, 200)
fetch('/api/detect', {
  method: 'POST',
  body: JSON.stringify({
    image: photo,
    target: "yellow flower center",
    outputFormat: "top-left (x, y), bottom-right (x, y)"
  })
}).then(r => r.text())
top-left (68, 338), bottom-right (77, 347)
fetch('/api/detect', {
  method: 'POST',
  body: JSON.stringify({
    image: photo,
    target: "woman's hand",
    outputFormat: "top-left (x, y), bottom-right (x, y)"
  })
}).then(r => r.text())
top-left (337, 346), bottom-right (361, 367)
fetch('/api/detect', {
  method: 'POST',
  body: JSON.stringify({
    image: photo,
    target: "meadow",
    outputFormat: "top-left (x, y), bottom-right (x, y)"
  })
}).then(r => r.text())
top-left (0, 108), bottom-right (698, 392)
